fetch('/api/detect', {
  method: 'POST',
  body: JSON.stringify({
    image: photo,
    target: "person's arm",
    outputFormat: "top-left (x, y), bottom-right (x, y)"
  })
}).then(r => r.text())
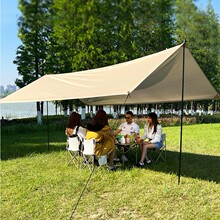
top-left (114, 128), bottom-right (122, 136)
top-left (139, 124), bottom-right (148, 142)
top-left (108, 126), bottom-right (115, 137)
top-left (135, 124), bottom-right (140, 135)
top-left (65, 128), bottom-right (73, 137)
top-left (133, 128), bottom-right (139, 143)
top-left (114, 123), bottom-right (123, 136)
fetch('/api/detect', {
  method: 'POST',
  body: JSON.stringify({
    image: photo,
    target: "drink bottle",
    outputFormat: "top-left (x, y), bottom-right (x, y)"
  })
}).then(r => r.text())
top-left (130, 132), bottom-right (135, 142)
top-left (121, 136), bottom-right (125, 144)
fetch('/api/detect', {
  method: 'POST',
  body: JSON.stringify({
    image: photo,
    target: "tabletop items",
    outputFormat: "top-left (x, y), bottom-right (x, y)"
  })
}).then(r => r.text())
top-left (116, 133), bottom-right (140, 144)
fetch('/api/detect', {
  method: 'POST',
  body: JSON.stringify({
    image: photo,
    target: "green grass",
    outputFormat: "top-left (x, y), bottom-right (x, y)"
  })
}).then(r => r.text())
top-left (1, 124), bottom-right (220, 219)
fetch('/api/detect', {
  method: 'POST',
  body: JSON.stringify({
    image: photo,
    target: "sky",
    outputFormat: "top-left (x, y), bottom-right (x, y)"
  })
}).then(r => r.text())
top-left (1, 0), bottom-right (220, 88)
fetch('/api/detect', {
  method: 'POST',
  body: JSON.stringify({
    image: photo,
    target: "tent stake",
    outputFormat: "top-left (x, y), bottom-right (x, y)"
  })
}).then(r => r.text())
top-left (178, 41), bottom-right (186, 184)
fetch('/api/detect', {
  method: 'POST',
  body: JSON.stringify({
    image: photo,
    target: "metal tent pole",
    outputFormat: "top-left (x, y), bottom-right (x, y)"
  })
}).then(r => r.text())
top-left (47, 101), bottom-right (49, 151)
top-left (178, 41), bottom-right (186, 184)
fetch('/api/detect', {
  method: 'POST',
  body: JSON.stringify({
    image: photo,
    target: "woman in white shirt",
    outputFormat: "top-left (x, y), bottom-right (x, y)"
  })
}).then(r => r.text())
top-left (137, 112), bottom-right (162, 167)
top-left (66, 112), bottom-right (86, 142)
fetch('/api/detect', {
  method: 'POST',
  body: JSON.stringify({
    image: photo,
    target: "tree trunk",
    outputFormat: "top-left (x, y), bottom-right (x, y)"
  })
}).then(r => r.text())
top-left (40, 101), bottom-right (44, 115)
top-left (148, 104), bottom-right (152, 113)
top-left (36, 102), bottom-right (42, 124)
top-left (69, 100), bottom-right (73, 112)
top-left (62, 101), bottom-right (68, 116)
top-left (204, 102), bottom-right (209, 114)
top-left (55, 101), bottom-right (58, 115)
top-left (125, 105), bottom-right (129, 112)
top-left (90, 106), bottom-right (93, 118)
top-left (81, 107), bottom-right (86, 119)
top-left (109, 105), bottom-right (112, 114)
top-left (137, 104), bottom-right (141, 115)
top-left (212, 100), bottom-right (215, 112)
top-left (113, 105), bottom-right (117, 118)
top-left (193, 101), bottom-right (197, 112)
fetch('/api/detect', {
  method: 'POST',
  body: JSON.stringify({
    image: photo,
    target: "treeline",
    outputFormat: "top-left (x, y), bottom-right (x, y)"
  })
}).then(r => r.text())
top-left (14, 0), bottom-right (220, 118)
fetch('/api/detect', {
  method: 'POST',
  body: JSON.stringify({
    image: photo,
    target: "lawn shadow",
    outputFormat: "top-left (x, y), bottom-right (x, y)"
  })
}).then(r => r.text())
top-left (127, 150), bottom-right (220, 184)
top-left (2, 138), bottom-right (220, 184)
top-left (1, 141), bottom-right (66, 160)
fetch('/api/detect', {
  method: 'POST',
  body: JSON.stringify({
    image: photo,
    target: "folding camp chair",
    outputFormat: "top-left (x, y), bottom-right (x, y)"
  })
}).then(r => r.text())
top-left (149, 133), bottom-right (166, 163)
top-left (66, 137), bottom-right (82, 168)
top-left (82, 139), bottom-right (96, 172)
top-left (82, 139), bottom-right (107, 172)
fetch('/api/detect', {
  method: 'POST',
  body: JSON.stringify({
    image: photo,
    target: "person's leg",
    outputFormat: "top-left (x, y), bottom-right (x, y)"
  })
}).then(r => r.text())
top-left (140, 143), bottom-right (148, 163)
top-left (140, 143), bottom-right (157, 163)
top-left (139, 142), bottom-right (143, 152)
top-left (113, 144), bottom-right (120, 161)
top-left (145, 144), bottom-right (157, 161)
top-left (103, 139), bottom-right (117, 167)
top-left (108, 148), bottom-right (115, 167)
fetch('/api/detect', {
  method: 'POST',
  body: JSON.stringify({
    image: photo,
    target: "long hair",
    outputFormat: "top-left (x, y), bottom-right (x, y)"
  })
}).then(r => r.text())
top-left (94, 109), bottom-right (108, 127)
top-left (66, 112), bottom-right (82, 129)
top-left (148, 112), bottom-right (159, 134)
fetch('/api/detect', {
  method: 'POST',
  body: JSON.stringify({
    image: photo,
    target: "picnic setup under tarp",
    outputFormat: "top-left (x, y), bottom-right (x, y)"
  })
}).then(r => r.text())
top-left (1, 42), bottom-right (219, 183)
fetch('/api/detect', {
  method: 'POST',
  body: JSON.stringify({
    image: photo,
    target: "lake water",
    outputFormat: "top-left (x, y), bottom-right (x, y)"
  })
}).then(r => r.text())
top-left (0, 102), bottom-right (61, 119)
top-left (0, 102), bottom-right (148, 120)
top-left (0, 102), bottom-right (115, 119)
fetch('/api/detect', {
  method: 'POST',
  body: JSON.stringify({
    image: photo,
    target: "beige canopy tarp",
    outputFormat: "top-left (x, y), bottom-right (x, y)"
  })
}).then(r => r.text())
top-left (0, 43), bottom-right (218, 104)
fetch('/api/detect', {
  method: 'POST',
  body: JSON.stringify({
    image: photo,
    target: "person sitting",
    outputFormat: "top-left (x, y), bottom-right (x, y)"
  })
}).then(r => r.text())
top-left (86, 109), bottom-right (116, 171)
top-left (114, 111), bottom-right (140, 162)
top-left (65, 112), bottom-right (86, 147)
top-left (136, 112), bottom-right (162, 167)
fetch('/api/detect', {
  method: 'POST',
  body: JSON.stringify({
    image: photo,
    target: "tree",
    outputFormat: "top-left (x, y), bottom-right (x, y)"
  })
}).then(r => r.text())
top-left (135, 0), bottom-right (174, 55)
top-left (50, 0), bottom-right (100, 113)
top-left (14, 0), bottom-right (53, 123)
top-left (195, 2), bottom-right (220, 93)
top-left (174, 0), bottom-right (220, 111)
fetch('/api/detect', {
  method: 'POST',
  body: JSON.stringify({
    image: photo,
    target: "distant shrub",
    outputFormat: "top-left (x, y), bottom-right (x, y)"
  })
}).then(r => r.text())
top-left (1, 114), bottom-right (219, 134)
top-left (196, 114), bottom-right (220, 124)
top-left (1, 115), bottom-right (67, 135)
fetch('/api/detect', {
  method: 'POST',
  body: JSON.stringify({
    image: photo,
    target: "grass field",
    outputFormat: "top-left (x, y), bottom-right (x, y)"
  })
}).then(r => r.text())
top-left (1, 123), bottom-right (220, 219)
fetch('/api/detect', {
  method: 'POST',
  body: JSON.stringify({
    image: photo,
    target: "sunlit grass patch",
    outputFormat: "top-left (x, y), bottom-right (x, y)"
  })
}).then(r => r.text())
top-left (1, 123), bottom-right (220, 219)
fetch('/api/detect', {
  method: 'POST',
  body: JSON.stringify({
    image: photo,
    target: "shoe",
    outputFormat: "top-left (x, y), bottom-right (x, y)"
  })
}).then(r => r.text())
top-left (83, 160), bottom-right (88, 164)
top-left (121, 155), bottom-right (128, 162)
top-left (146, 159), bottom-right (152, 164)
top-left (108, 166), bottom-right (117, 171)
top-left (113, 157), bottom-right (120, 162)
top-left (136, 162), bottom-right (144, 168)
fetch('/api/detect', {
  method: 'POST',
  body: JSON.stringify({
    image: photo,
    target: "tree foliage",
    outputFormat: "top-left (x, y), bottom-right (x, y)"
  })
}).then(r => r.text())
top-left (14, 0), bottom-right (53, 87)
top-left (175, 0), bottom-right (220, 93)
top-left (14, 0), bottom-right (53, 123)
top-left (14, 0), bottom-right (220, 114)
